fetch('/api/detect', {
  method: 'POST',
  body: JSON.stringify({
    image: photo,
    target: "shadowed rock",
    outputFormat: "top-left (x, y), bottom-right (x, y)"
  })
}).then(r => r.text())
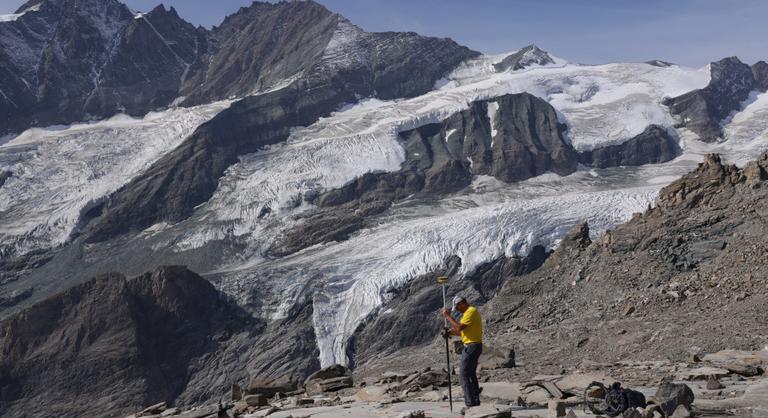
top-left (752, 61), bottom-right (768, 92)
top-left (578, 125), bottom-right (680, 168)
top-left (0, 266), bottom-right (255, 417)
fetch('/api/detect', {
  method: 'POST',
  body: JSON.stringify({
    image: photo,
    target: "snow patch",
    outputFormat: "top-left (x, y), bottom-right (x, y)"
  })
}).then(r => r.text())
top-left (0, 3), bottom-right (40, 22)
top-left (486, 101), bottom-right (499, 144)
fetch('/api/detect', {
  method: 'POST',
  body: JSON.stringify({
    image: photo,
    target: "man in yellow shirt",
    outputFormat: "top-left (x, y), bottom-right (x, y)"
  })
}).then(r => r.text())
top-left (442, 295), bottom-right (483, 409)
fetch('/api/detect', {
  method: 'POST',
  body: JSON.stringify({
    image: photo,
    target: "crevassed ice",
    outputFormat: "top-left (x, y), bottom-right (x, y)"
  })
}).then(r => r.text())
top-left (151, 55), bottom-right (721, 366)
top-left (173, 57), bottom-right (711, 252)
top-left (0, 101), bottom-right (231, 257)
top-left (306, 186), bottom-right (659, 365)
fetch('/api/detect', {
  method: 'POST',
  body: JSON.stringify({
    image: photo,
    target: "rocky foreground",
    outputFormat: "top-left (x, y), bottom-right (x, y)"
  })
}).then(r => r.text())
top-left (124, 349), bottom-right (768, 417)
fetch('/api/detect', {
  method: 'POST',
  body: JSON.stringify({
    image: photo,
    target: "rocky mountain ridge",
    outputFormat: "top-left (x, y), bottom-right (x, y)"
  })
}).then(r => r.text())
top-left (0, 0), bottom-right (476, 135)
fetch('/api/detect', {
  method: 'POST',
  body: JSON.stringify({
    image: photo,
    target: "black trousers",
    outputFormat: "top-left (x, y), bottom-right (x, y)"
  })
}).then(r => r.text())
top-left (459, 343), bottom-right (482, 406)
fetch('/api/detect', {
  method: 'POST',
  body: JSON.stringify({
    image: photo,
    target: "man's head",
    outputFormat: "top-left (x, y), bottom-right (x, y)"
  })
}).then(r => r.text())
top-left (452, 295), bottom-right (470, 313)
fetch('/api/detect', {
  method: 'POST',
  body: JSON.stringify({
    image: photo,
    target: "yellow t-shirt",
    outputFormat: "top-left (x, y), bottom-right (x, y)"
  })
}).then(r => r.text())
top-left (460, 306), bottom-right (483, 344)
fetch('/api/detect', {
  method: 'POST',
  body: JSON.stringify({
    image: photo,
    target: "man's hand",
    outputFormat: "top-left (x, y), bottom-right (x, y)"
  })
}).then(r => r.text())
top-left (442, 327), bottom-right (452, 339)
top-left (441, 308), bottom-right (451, 318)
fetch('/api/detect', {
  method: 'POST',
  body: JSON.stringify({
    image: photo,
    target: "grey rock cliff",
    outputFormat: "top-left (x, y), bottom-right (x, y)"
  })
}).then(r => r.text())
top-left (752, 61), bottom-right (768, 92)
top-left (0, 266), bottom-right (256, 417)
top-left (578, 125), bottom-right (680, 168)
top-left (664, 57), bottom-right (755, 142)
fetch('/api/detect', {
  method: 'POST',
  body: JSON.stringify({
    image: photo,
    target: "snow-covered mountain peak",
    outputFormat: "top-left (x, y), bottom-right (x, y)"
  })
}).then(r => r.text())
top-left (493, 44), bottom-right (565, 72)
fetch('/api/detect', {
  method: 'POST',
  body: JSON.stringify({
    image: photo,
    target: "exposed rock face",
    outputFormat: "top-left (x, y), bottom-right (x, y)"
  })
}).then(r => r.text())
top-left (0, 266), bottom-right (255, 417)
top-left (494, 45), bottom-right (555, 72)
top-left (477, 151), bottom-right (768, 374)
top-left (654, 383), bottom-right (695, 417)
top-left (180, 1), bottom-right (338, 105)
top-left (83, 5), bottom-right (207, 117)
top-left (645, 60), bottom-right (674, 67)
top-left (0, 264), bottom-right (325, 416)
top-left (411, 93), bottom-right (577, 183)
top-left (0, 0), bottom-right (478, 136)
top-left (752, 61), bottom-right (768, 92)
top-left (664, 57), bottom-right (755, 142)
top-left (578, 125), bottom-right (680, 168)
top-left (0, 170), bottom-right (10, 187)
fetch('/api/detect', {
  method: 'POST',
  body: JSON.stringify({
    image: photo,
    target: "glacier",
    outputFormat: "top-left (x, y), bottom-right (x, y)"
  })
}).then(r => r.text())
top-left (0, 101), bottom-right (231, 257)
top-left (158, 56), bottom-right (763, 366)
top-left (3, 48), bottom-right (768, 367)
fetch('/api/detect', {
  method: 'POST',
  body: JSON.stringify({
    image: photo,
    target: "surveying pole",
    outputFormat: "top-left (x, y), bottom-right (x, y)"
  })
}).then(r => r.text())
top-left (437, 276), bottom-right (453, 412)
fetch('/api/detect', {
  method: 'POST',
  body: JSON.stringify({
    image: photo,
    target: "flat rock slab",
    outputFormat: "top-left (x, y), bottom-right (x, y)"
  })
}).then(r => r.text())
top-left (694, 379), bottom-right (768, 413)
top-left (480, 382), bottom-right (522, 401)
top-left (555, 374), bottom-right (615, 394)
top-left (245, 401), bottom-right (465, 418)
top-left (677, 367), bottom-right (730, 381)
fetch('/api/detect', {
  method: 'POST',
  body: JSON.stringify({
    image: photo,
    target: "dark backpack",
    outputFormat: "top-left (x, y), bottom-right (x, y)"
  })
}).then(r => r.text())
top-left (585, 381), bottom-right (647, 417)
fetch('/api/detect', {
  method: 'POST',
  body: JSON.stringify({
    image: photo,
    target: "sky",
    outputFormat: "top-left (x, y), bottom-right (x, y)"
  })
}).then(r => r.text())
top-left (1, 0), bottom-right (766, 67)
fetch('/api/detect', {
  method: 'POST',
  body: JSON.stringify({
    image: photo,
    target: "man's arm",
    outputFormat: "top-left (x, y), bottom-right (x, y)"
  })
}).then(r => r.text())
top-left (441, 308), bottom-right (466, 336)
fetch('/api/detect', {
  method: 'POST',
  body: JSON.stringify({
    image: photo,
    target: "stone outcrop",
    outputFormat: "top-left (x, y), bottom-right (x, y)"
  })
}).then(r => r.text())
top-left (578, 125), bottom-right (680, 168)
top-left (752, 61), bottom-right (768, 92)
top-left (653, 383), bottom-right (695, 417)
top-left (304, 364), bottom-right (353, 395)
top-left (664, 57), bottom-right (756, 142)
top-left (0, 170), bottom-right (10, 187)
top-left (0, 266), bottom-right (255, 417)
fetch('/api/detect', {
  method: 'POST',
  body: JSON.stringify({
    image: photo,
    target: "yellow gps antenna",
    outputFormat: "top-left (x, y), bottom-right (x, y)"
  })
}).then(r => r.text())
top-left (437, 276), bottom-right (453, 412)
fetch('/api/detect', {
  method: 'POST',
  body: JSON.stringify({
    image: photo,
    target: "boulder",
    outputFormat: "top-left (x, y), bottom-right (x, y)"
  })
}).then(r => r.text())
top-left (243, 394), bottom-right (268, 407)
top-left (719, 362), bottom-right (763, 377)
top-left (653, 383), bottom-right (694, 417)
top-left (622, 408), bottom-right (643, 418)
top-left (377, 372), bottom-right (409, 384)
top-left (247, 376), bottom-right (297, 397)
top-left (677, 366), bottom-right (729, 381)
top-left (356, 385), bottom-right (389, 402)
top-left (289, 397), bottom-right (314, 407)
top-left (414, 370), bottom-right (449, 388)
top-left (177, 404), bottom-right (221, 418)
top-left (671, 404), bottom-right (692, 418)
top-left (305, 376), bottom-right (354, 395)
top-left (548, 400), bottom-right (566, 417)
top-left (706, 377), bottom-right (724, 390)
top-left (478, 382), bottom-right (523, 402)
top-left (465, 405), bottom-right (513, 418)
top-left (304, 364), bottom-right (350, 384)
top-left (138, 402), bottom-right (167, 416)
